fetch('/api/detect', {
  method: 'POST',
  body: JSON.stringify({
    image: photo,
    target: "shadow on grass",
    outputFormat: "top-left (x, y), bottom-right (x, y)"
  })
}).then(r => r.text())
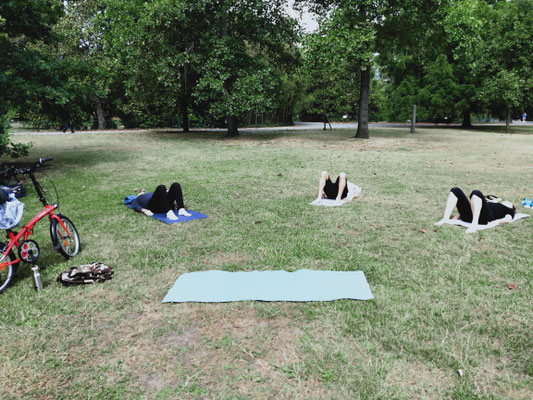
top-left (152, 124), bottom-right (533, 143)
top-left (14, 124), bottom-right (532, 172)
top-left (469, 125), bottom-right (533, 134)
top-left (150, 127), bottom-right (421, 142)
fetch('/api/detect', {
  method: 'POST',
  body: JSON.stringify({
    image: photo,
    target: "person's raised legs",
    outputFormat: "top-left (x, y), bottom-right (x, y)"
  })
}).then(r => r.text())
top-left (147, 185), bottom-right (178, 220)
top-left (466, 194), bottom-right (483, 233)
top-left (316, 171), bottom-right (328, 201)
top-left (435, 190), bottom-right (459, 226)
top-left (168, 182), bottom-right (191, 216)
top-left (336, 172), bottom-right (347, 201)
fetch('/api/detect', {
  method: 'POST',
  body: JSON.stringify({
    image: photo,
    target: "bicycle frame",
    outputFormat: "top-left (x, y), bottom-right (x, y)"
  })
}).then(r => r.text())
top-left (0, 164), bottom-right (71, 268)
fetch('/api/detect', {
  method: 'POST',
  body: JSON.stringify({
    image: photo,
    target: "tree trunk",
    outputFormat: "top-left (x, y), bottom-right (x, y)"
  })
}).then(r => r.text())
top-left (505, 108), bottom-right (511, 133)
top-left (180, 64), bottom-right (190, 132)
top-left (180, 101), bottom-right (189, 132)
top-left (95, 98), bottom-right (106, 130)
top-left (355, 67), bottom-right (370, 139)
top-left (226, 115), bottom-right (239, 136)
top-left (222, 77), bottom-right (238, 136)
top-left (461, 106), bottom-right (472, 128)
top-left (410, 104), bottom-right (416, 133)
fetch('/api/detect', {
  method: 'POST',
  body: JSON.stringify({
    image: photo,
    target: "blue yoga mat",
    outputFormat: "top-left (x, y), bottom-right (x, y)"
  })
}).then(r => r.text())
top-left (162, 269), bottom-right (374, 303)
top-left (124, 195), bottom-right (207, 224)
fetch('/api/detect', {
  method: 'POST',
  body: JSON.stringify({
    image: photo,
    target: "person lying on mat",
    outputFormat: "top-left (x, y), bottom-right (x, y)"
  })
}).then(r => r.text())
top-left (435, 187), bottom-right (515, 233)
top-left (131, 183), bottom-right (191, 221)
top-left (315, 171), bottom-right (362, 202)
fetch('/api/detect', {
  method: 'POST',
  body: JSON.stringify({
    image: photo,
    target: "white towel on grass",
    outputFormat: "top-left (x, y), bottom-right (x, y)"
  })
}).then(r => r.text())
top-left (310, 182), bottom-right (362, 207)
top-left (441, 213), bottom-right (529, 231)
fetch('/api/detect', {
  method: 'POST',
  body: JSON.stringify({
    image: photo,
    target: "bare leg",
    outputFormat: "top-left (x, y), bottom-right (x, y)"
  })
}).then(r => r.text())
top-left (316, 171), bottom-right (328, 201)
top-left (435, 191), bottom-right (458, 226)
top-left (466, 194), bottom-right (482, 233)
top-left (336, 172), bottom-right (347, 201)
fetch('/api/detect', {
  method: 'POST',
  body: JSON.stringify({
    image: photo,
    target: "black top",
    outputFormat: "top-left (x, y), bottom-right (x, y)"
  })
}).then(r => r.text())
top-left (487, 202), bottom-right (515, 221)
top-left (130, 192), bottom-right (153, 212)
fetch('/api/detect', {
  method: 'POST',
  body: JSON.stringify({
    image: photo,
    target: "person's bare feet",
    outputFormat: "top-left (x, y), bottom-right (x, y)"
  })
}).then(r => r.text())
top-left (141, 208), bottom-right (153, 217)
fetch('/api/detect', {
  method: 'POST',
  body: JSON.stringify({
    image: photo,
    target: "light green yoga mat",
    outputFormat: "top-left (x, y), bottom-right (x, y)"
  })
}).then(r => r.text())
top-left (162, 269), bottom-right (374, 303)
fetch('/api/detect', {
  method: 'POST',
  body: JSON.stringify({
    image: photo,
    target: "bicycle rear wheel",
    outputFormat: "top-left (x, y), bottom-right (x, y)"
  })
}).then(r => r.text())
top-left (0, 243), bottom-right (19, 294)
top-left (50, 215), bottom-right (80, 259)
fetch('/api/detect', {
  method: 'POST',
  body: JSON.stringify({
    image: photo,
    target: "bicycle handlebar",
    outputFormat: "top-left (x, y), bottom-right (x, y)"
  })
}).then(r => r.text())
top-left (38, 157), bottom-right (53, 166)
top-left (9, 158), bottom-right (53, 175)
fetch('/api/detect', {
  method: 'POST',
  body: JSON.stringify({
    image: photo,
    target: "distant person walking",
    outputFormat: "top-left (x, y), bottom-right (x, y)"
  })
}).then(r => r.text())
top-left (62, 119), bottom-right (75, 133)
top-left (523, 112), bottom-right (527, 123)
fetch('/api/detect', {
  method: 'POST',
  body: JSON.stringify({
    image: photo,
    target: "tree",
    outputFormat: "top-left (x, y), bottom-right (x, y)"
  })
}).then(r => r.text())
top-left (0, 0), bottom-right (63, 157)
top-left (439, 0), bottom-right (488, 127)
top-left (297, 0), bottom-right (442, 138)
top-left (50, 0), bottom-right (121, 130)
top-left (417, 55), bottom-right (462, 122)
top-left (304, 1), bottom-right (378, 139)
top-left (102, 0), bottom-right (299, 136)
top-left (193, 0), bottom-right (299, 136)
top-left (299, 21), bottom-right (361, 124)
top-left (102, 0), bottom-right (205, 132)
top-left (476, 0), bottom-right (533, 132)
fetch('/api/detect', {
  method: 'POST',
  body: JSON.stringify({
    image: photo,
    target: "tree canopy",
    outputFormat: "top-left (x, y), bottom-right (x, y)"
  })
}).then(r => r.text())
top-left (0, 0), bottom-right (63, 156)
top-left (1, 0), bottom-right (532, 150)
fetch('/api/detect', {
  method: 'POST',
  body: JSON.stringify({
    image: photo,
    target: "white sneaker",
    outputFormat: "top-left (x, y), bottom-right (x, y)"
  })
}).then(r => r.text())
top-left (166, 210), bottom-right (178, 220)
top-left (178, 208), bottom-right (191, 217)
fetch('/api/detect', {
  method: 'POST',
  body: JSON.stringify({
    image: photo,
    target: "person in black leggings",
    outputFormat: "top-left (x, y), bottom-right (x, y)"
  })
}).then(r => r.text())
top-left (435, 187), bottom-right (515, 233)
top-left (131, 183), bottom-right (191, 220)
top-left (315, 171), bottom-right (348, 201)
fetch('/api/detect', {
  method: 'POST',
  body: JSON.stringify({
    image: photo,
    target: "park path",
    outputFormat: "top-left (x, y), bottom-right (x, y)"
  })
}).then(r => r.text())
top-left (10, 121), bottom-right (531, 136)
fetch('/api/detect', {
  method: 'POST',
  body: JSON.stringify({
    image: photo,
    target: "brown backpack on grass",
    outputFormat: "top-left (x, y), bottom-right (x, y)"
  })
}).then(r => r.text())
top-left (57, 262), bottom-right (114, 286)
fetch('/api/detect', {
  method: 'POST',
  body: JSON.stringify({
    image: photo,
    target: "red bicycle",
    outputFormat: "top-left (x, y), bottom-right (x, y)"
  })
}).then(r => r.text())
top-left (0, 158), bottom-right (80, 293)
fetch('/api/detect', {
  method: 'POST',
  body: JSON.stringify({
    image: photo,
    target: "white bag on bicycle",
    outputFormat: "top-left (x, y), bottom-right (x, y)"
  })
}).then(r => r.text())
top-left (0, 193), bottom-right (24, 230)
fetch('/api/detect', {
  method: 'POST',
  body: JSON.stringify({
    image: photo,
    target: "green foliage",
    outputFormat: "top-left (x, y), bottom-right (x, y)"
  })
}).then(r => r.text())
top-left (0, 114), bottom-right (31, 158)
top-left (21, 0), bottom-right (126, 130)
top-left (0, 0), bottom-right (62, 157)
top-left (101, 0), bottom-right (300, 133)
top-left (298, 2), bottom-right (383, 122)
top-left (388, 76), bottom-right (420, 122)
top-left (418, 55), bottom-right (462, 122)
top-left (3, 0), bottom-right (533, 135)
top-left (476, 0), bottom-right (533, 116)
top-left (192, 0), bottom-right (300, 128)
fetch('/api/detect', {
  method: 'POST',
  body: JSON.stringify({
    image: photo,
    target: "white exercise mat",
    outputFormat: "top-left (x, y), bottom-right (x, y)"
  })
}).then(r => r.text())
top-left (310, 182), bottom-right (362, 207)
top-left (441, 213), bottom-right (529, 231)
top-left (162, 269), bottom-right (374, 303)
top-left (310, 198), bottom-right (345, 207)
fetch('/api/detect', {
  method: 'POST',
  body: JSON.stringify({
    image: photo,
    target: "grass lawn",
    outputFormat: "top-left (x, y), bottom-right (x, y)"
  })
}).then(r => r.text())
top-left (1, 126), bottom-right (532, 399)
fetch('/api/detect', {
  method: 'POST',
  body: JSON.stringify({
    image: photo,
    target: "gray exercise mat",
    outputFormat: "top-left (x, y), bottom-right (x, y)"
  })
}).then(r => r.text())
top-left (162, 269), bottom-right (374, 303)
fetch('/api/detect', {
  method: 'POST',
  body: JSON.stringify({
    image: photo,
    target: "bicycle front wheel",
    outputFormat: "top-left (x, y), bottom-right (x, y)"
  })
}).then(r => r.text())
top-left (50, 215), bottom-right (80, 259)
top-left (0, 244), bottom-right (19, 294)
